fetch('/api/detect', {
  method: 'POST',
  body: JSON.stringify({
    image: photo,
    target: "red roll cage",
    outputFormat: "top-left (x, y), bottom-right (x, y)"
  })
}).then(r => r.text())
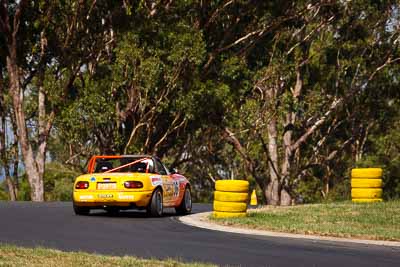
top-left (87, 155), bottom-right (151, 174)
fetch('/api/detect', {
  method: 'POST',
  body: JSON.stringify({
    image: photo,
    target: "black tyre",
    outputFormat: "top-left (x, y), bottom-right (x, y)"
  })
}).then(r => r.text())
top-left (73, 203), bottom-right (90, 216)
top-left (175, 187), bottom-right (192, 215)
top-left (147, 188), bottom-right (163, 217)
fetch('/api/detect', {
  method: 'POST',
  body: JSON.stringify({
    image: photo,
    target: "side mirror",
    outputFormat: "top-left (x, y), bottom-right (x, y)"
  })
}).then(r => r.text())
top-left (170, 168), bottom-right (178, 174)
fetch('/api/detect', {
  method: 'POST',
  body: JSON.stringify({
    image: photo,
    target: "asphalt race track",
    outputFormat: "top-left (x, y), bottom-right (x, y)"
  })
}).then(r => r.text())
top-left (0, 202), bottom-right (399, 267)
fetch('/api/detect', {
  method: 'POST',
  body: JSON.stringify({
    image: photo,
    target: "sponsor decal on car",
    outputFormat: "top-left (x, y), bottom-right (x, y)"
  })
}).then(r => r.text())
top-left (79, 195), bottom-right (94, 200)
top-left (98, 194), bottom-right (113, 198)
top-left (150, 175), bottom-right (162, 186)
top-left (118, 194), bottom-right (134, 200)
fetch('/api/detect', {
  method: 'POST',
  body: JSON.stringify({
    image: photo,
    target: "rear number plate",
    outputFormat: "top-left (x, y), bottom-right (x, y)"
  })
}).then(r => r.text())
top-left (97, 183), bottom-right (116, 190)
top-left (98, 194), bottom-right (113, 198)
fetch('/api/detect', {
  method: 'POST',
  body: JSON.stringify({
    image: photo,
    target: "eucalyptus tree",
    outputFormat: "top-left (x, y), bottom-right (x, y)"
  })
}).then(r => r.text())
top-left (0, 63), bottom-right (19, 200)
top-left (0, 0), bottom-right (125, 201)
top-left (220, 1), bottom-right (400, 204)
top-left (56, 1), bottom-right (209, 161)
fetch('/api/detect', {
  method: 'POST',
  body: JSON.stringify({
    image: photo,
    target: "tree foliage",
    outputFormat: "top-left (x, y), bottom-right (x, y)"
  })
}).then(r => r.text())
top-left (0, 0), bottom-right (399, 203)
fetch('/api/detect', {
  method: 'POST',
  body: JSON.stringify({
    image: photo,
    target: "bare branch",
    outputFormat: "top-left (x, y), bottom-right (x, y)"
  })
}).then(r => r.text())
top-left (65, 151), bottom-right (84, 165)
top-left (223, 128), bottom-right (250, 163)
top-left (207, 173), bottom-right (216, 183)
top-left (291, 98), bottom-right (343, 152)
top-left (217, 29), bottom-right (266, 53)
top-left (368, 57), bottom-right (400, 82)
top-left (124, 122), bottom-right (147, 154)
top-left (223, 127), bottom-right (259, 179)
top-left (204, 0), bottom-right (234, 28)
top-left (153, 114), bottom-right (186, 152)
top-left (287, 15), bottom-right (334, 56)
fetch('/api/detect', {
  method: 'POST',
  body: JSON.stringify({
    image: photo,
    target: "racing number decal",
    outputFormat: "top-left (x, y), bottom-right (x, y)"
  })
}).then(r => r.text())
top-left (161, 176), bottom-right (175, 200)
top-left (162, 177), bottom-right (180, 200)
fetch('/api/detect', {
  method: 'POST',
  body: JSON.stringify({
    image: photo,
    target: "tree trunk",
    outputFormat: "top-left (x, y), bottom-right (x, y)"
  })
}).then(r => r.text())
top-left (4, 167), bottom-right (17, 201)
top-left (0, 117), bottom-right (17, 201)
top-left (7, 54), bottom-right (44, 201)
top-left (3, 11), bottom-right (49, 201)
top-left (280, 190), bottom-right (292, 206)
top-left (280, 113), bottom-right (295, 206)
top-left (266, 117), bottom-right (280, 205)
top-left (35, 86), bottom-right (47, 200)
top-left (10, 111), bottom-right (20, 196)
top-left (0, 63), bottom-right (17, 200)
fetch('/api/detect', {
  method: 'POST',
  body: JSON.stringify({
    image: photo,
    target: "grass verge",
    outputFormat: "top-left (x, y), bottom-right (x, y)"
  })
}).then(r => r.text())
top-left (210, 200), bottom-right (400, 241)
top-left (0, 244), bottom-right (215, 267)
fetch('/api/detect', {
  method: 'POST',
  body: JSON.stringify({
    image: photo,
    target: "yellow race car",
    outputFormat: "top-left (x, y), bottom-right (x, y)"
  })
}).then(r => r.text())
top-left (73, 155), bottom-right (192, 217)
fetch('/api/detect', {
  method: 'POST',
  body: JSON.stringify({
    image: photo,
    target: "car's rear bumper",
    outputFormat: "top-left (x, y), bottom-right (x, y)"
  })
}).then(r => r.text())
top-left (73, 190), bottom-right (153, 207)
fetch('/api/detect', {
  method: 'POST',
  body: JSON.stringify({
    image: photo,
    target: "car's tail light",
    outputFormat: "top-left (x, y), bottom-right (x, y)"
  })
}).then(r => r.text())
top-left (124, 181), bottom-right (143, 189)
top-left (75, 181), bottom-right (89, 189)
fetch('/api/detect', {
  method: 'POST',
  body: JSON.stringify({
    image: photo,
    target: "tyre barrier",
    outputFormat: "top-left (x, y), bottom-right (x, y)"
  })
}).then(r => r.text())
top-left (351, 168), bottom-right (383, 203)
top-left (351, 168), bottom-right (382, 179)
top-left (213, 201), bottom-right (247, 212)
top-left (213, 180), bottom-right (249, 218)
top-left (215, 180), bottom-right (249, 192)
top-left (214, 191), bottom-right (248, 202)
top-left (351, 179), bottom-right (382, 188)
top-left (351, 188), bottom-right (382, 198)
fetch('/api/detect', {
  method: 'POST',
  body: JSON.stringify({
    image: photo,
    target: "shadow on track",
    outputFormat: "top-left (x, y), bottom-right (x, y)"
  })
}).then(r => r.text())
top-left (86, 208), bottom-right (187, 218)
top-left (84, 203), bottom-right (212, 218)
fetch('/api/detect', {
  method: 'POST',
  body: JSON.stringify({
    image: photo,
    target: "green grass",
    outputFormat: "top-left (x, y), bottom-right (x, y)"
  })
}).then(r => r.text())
top-left (0, 245), bottom-right (216, 267)
top-left (210, 200), bottom-right (400, 241)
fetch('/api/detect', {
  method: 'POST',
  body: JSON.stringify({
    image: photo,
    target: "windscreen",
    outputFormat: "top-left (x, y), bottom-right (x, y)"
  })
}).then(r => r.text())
top-left (93, 157), bottom-right (154, 173)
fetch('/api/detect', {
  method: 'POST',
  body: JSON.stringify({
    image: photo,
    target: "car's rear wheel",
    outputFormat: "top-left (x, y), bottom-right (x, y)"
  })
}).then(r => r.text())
top-left (147, 188), bottom-right (163, 217)
top-left (175, 187), bottom-right (192, 215)
top-left (73, 203), bottom-right (90, 216)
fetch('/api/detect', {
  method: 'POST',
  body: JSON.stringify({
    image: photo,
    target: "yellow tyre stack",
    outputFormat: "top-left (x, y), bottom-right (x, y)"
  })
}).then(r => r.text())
top-left (351, 168), bottom-right (383, 203)
top-left (213, 180), bottom-right (249, 218)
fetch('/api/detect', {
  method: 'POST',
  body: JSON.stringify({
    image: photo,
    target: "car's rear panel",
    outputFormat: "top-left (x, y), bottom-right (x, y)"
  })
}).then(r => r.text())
top-left (73, 173), bottom-right (156, 207)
